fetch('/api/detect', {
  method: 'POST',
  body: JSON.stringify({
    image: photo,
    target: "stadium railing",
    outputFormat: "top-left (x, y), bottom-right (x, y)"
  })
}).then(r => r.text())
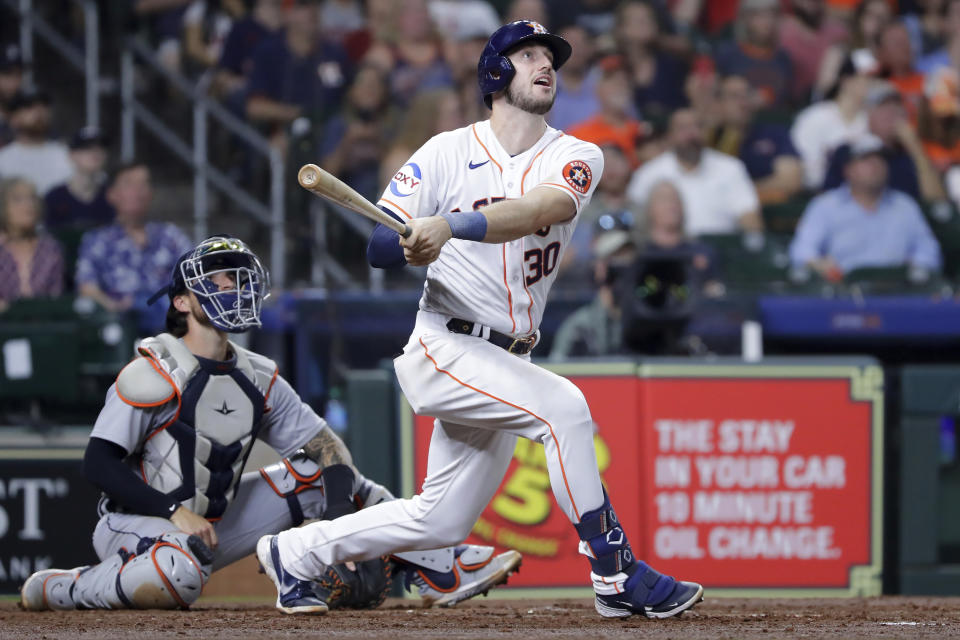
top-left (2, 0), bottom-right (100, 128)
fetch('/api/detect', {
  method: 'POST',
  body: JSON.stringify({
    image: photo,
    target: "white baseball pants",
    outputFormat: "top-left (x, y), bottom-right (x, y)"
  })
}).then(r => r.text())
top-left (277, 310), bottom-right (605, 579)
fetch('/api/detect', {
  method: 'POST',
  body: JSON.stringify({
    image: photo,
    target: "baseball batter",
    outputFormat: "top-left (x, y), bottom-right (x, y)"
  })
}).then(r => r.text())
top-left (20, 236), bottom-right (520, 614)
top-left (261, 21), bottom-right (704, 619)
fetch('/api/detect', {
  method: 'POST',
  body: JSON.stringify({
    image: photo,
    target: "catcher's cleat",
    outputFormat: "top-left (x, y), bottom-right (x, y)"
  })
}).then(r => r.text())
top-left (592, 561), bottom-right (703, 619)
top-left (19, 568), bottom-right (81, 611)
top-left (405, 545), bottom-right (522, 608)
top-left (256, 535), bottom-right (328, 615)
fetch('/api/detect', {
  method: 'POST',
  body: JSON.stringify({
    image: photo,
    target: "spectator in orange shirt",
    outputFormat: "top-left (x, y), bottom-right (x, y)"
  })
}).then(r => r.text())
top-left (919, 67), bottom-right (960, 173)
top-left (568, 56), bottom-right (651, 169)
top-left (876, 20), bottom-right (927, 121)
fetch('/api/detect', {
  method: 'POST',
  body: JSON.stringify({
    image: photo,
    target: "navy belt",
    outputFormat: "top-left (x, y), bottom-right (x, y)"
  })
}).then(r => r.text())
top-left (446, 318), bottom-right (536, 355)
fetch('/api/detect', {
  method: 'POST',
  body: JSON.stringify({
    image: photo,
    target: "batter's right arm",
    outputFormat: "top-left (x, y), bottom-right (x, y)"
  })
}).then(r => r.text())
top-left (400, 187), bottom-right (576, 265)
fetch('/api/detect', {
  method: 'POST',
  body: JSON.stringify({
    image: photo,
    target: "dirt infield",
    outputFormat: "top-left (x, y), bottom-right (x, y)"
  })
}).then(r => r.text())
top-left (2, 596), bottom-right (959, 639)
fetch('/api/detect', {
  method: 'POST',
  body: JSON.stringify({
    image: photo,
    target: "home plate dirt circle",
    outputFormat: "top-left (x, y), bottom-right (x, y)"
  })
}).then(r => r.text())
top-left (2, 597), bottom-right (960, 639)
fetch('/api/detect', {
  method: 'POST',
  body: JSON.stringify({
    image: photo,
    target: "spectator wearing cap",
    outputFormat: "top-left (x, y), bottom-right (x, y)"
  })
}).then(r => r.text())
top-left (246, 0), bottom-right (350, 137)
top-left (791, 55), bottom-right (870, 190)
top-left (778, 0), bottom-right (848, 102)
top-left (824, 82), bottom-right (947, 203)
top-left (568, 56), bottom-right (649, 169)
top-left (614, 1), bottom-right (688, 125)
top-left (548, 24), bottom-right (601, 132)
top-left (790, 135), bottom-right (941, 280)
top-left (714, 0), bottom-right (794, 107)
top-left (75, 162), bottom-right (191, 313)
top-left (0, 90), bottom-right (72, 196)
top-left (0, 178), bottom-right (63, 312)
top-left (627, 108), bottom-right (763, 236)
top-left (43, 127), bottom-right (115, 232)
top-left (0, 43), bottom-right (25, 148)
top-left (710, 74), bottom-right (804, 206)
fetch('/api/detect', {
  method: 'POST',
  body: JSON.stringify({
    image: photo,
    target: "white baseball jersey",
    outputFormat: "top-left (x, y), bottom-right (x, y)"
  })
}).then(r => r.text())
top-left (378, 120), bottom-right (604, 338)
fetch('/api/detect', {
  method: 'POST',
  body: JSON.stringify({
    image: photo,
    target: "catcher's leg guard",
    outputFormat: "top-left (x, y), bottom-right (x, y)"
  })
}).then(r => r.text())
top-left (574, 492), bottom-right (702, 619)
top-left (259, 452), bottom-right (361, 525)
top-left (20, 568), bottom-right (83, 611)
top-left (72, 533), bottom-right (214, 610)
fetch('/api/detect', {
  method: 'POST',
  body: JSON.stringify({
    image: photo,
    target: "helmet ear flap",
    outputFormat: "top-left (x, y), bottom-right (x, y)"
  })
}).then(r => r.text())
top-left (480, 55), bottom-right (516, 108)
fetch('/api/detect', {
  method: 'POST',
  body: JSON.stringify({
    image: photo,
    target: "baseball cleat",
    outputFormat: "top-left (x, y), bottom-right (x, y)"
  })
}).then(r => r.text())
top-left (593, 561), bottom-right (703, 619)
top-left (256, 535), bottom-right (328, 615)
top-left (19, 568), bottom-right (80, 611)
top-left (405, 545), bottom-right (522, 608)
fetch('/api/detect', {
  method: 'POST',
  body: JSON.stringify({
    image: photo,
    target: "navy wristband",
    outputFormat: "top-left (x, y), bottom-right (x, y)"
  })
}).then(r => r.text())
top-left (439, 210), bottom-right (487, 241)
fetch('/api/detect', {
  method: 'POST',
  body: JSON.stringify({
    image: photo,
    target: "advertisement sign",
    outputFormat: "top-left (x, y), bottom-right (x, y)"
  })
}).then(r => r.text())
top-left (0, 451), bottom-right (101, 594)
top-left (403, 360), bottom-right (883, 596)
top-left (634, 363), bottom-right (883, 595)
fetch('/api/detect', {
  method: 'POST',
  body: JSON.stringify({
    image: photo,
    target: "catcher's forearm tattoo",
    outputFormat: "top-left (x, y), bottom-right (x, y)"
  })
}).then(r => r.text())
top-left (302, 427), bottom-right (353, 468)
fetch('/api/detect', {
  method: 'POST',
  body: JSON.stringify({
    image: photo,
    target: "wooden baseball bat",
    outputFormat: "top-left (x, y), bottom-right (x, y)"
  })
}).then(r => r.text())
top-left (297, 164), bottom-right (412, 238)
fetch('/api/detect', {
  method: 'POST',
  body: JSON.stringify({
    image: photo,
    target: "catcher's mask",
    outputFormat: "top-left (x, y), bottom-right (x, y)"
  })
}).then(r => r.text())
top-left (150, 236), bottom-right (269, 333)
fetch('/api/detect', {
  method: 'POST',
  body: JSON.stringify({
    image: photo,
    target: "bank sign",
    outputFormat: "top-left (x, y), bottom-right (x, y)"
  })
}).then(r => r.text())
top-left (404, 359), bottom-right (883, 596)
top-left (0, 453), bottom-right (101, 594)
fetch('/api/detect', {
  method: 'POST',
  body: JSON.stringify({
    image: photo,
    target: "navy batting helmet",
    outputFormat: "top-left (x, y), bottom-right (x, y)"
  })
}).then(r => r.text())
top-left (477, 20), bottom-right (572, 109)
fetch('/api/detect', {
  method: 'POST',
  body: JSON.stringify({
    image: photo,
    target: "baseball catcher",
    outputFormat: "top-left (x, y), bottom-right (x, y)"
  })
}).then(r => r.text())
top-left (19, 236), bottom-right (520, 614)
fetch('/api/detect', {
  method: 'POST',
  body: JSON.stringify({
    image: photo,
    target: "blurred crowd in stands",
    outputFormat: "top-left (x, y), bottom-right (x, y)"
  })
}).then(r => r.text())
top-left (2, 0), bottom-right (960, 355)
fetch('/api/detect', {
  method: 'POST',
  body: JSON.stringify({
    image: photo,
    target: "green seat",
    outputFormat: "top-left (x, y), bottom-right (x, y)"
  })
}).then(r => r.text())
top-left (50, 227), bottom-right (88, 290)
top-left (699, 233), bottom-right (792, 289)
top-left (845, 265), bottom-right (910, 283)
top-left (762, 193), bottom-right (812, 234)
top-left (921, 202), bottom-right (960, 281)
top-left (0, 321), bottom-right (80, 401)
top-left (2, 296), bottom-right (135, 384)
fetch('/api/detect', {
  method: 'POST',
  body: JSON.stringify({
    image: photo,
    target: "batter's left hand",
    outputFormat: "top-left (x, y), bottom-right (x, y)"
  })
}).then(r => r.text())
top-left (400, 216), bottom-right (453, 266)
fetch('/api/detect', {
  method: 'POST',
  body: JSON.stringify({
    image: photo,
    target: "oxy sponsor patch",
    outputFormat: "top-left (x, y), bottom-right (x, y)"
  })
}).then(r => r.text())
top-left (562, 160), bottom-right (592, 194)
top-left (390, 163), bottom-right (422, 197)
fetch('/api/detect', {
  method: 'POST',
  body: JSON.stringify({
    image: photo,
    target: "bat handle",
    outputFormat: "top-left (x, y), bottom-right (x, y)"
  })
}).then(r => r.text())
top-left (399, 225), bottom-right (413, 239)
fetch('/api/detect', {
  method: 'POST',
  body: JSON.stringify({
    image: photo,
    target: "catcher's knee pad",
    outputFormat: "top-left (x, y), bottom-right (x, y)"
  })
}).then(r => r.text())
top-left (116, 533), bottom-right (213, 609)
top-left (259, 451), bottom-right (330, 525)
top-left (260, 452), bottom-right (382, 523)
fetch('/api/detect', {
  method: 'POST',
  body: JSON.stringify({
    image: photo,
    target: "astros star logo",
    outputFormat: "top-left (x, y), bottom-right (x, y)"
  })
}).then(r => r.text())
top-left (525, 21), bottom-right (547, 34)
top-left (562, 160), bottom-right (593, 194)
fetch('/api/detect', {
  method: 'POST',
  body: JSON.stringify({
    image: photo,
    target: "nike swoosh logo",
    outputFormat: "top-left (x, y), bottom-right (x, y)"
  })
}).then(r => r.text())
top-left (468, 160), bottom-right (489, 169)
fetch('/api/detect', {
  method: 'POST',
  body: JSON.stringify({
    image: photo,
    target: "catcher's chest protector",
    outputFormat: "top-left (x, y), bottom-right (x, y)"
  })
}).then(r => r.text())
top-left (127, 334), bottom-right (274, 518)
